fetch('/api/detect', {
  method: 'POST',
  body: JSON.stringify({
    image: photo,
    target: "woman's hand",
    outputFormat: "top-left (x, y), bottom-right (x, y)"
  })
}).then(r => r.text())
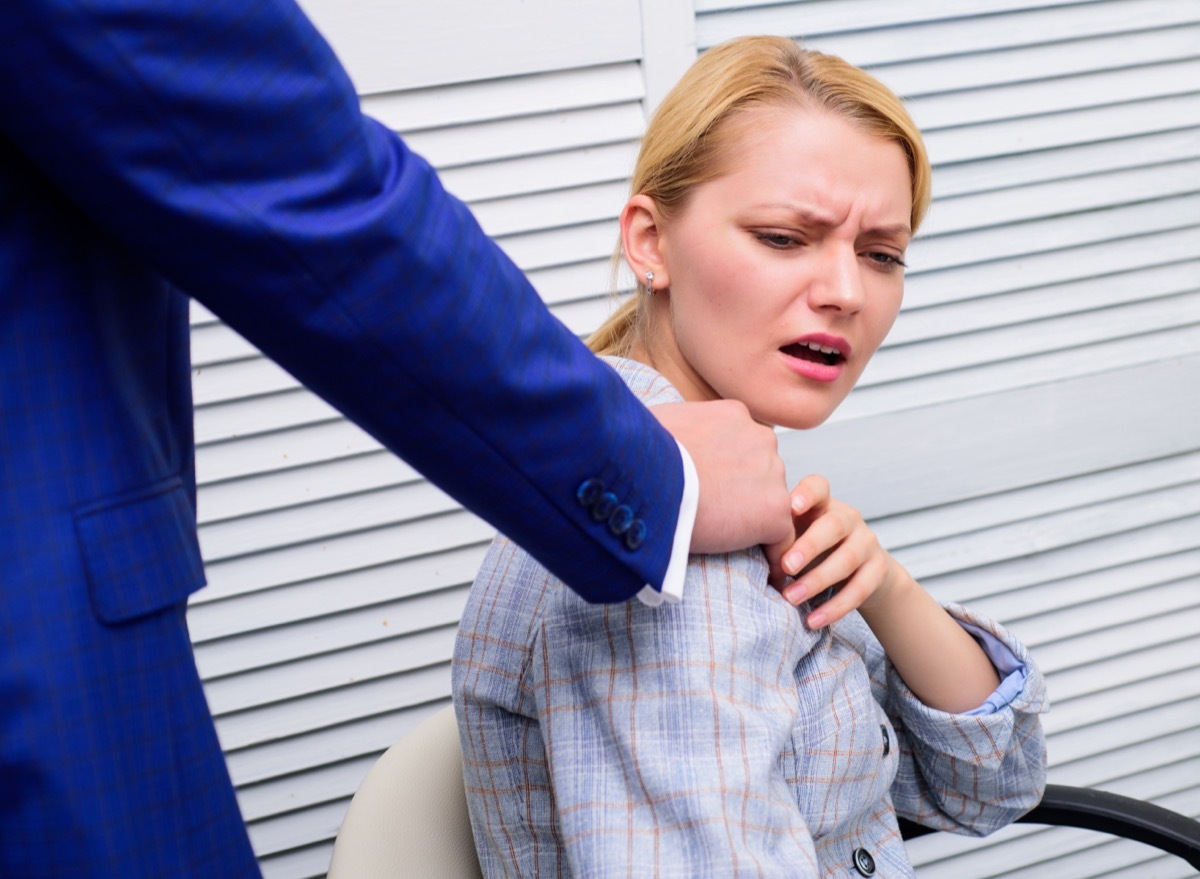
top-left (766, 475), bottom-right (1003, 709)
top-left (765, 474), bottom-right (900, 629)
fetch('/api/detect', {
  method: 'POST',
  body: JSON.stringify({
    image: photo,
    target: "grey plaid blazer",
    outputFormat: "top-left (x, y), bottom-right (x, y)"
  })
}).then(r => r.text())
top-left (453, 357), bottom-right (1048, 878)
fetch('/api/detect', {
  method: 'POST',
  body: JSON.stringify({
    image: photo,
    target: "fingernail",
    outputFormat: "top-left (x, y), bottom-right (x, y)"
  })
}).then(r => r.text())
top-left (783, 551), bottom-right (803, 575)
top-left (806, 610), bottom-right (826, 629)
top-left (783, 582), bottom-right (804, 605)
top-left (791, 494), bottom-right (806, 513)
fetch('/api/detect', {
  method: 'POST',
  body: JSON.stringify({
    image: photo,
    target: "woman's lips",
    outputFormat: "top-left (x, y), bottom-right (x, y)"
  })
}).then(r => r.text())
top-left (779, 335), bottom-right (849, 383)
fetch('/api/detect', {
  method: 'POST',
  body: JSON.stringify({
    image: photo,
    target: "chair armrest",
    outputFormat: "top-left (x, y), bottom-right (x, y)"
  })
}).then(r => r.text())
top-left (898, 784), bottom-right (1200, 870)
top-left (1017, 784), bottom-right (1200, 869)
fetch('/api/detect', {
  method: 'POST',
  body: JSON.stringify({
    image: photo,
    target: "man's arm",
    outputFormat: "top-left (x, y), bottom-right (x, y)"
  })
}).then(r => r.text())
top-left (0, 0), bottom-right (788, 601)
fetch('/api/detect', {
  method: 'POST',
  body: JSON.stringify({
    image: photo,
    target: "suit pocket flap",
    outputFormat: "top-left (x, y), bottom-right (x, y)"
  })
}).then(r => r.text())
top-left (75, 478), bottom-right (206, 624)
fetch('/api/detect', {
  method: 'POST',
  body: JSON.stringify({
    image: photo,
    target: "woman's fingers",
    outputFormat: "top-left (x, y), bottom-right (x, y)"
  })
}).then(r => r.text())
top-left (768, 477), bottom-right (897, 625)
top-left (781, 497), bottom-right (856, 580)
top-left (766, 474), bottom-right (831, 588)
top-left (804, 554), bottom-right (891, 628)
top-left (781, 522), bottom-right (869, 604)
top-left (791, 473), bottom-right (829, 509)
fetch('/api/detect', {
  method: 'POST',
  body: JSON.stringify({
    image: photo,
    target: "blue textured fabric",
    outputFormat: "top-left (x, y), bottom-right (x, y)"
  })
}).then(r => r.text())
top-left (0, 1), bottom-right (684, 875)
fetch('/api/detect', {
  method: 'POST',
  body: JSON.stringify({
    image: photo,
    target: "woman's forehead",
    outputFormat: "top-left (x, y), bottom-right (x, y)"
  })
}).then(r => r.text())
top-left (692, 106), bottom-right (912, 225)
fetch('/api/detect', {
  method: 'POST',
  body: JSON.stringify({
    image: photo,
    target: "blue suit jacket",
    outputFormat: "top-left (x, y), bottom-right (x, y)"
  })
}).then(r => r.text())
top-left (0, 1), bottom-right (683, 875)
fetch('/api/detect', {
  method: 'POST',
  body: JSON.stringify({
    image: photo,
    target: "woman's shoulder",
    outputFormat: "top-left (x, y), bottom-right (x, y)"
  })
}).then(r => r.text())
top-left (600, 355), bottom-right (685, 408)
top-left (473, 533), bottom-right (559, 599)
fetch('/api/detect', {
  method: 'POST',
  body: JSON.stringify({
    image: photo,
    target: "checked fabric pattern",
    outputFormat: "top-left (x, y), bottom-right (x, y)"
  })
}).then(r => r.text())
top-left (454, 357), bottom-right (1048, 879)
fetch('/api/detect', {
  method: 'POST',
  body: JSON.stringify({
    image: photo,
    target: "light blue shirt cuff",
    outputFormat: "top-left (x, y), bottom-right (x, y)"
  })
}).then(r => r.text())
top-left (636, 439), bottom-right (696, 607)
top-left (956, 620), bottom-right (1028, 716)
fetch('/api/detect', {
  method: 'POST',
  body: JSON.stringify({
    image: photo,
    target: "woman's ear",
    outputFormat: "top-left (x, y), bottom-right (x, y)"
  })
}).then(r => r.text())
top-left (620, 194), bottom-right (669, 290)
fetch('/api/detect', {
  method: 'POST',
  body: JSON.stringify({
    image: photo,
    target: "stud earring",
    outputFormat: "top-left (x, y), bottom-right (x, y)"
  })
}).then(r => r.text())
top-left (644, 271), bottom-right (655, 295)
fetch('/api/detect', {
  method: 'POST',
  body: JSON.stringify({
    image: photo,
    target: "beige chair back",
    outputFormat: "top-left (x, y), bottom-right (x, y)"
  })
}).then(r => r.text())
top-left (327, 704), bottom-right (483, 879)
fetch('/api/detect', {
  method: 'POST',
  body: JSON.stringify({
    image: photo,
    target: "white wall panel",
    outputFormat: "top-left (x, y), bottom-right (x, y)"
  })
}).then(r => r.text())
top-left (300, 0), bottom-right (641, 93)
top-left (186, 1), bottom-right (1200, 876)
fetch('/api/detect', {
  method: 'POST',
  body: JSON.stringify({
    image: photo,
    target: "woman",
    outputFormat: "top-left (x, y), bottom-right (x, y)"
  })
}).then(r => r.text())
top-left (453, 36), bottom-right (1046, 878)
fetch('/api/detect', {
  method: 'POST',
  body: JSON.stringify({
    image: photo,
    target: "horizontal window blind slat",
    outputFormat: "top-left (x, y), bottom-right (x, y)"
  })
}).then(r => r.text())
top-left (189, 545), bottom-right (486, 643)
top-left (843, 322), bottom-right (1200, 422)
top-left (198, 509), bottom-right (494, 602)
top-left (196, 450), bottom-right (413, 525)
top-left (933, 127), bottom-right (1200, 200)
top-left (361, 62), bottom-right (644, 133)
top-left (403, 102), bottom-right (644, 170)
top-left (925, 93), bottom-right (1200, 165)
top-left (875, 450), bottom-right (1200, 550)
top-left (905, 58), bottom-right (1200, 131)
top-left (228, 698), bottom-right (447, 789)
top-left (806, 5), bottom-right (1200, 74)
top-left (890, 260), bottom-right (1199, 346)
top-left (198, 479), bottom-right (458, 562)
top-left (694, 0), bottom-right (1100, 44)
top-left (876, 27), bottom-right (1200, 99)
top-left (866, 291), bottom-right (1200, 385)
top-left (196, 420), bottom-right (380, 484)
top-left (212, 638), bottom-right (458, 748)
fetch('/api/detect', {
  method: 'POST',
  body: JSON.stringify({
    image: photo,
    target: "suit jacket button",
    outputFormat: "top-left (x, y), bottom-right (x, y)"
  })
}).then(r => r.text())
top-left (624, 518), bottom-right (646, 550)
top-left (608, 504), bottom-right (634, 535)
top-left (591, 491), bottom-right (618, 522)
top-left (852, 847), bottom-right (876, 876)
top-left (576, 478), bottom-right (605, 507)
top-left (881, 724), bottom-right (890, 757)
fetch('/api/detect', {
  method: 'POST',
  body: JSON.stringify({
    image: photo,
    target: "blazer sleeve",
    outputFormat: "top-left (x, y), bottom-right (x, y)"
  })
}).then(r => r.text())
top-left (529, 549), bottom-right (824, 878)
top-left (0, 0), bottom-right (682, 603)
top-left (856, 603), bottom-right (1049, 836)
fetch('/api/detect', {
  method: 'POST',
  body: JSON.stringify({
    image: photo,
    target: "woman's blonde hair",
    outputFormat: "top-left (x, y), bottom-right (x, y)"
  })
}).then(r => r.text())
top-left (588, 35), bottom-right (931, 357)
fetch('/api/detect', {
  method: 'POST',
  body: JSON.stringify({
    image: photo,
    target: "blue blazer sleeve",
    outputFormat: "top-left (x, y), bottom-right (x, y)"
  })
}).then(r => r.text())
top-left (0, 0), bottom-right (683, 602)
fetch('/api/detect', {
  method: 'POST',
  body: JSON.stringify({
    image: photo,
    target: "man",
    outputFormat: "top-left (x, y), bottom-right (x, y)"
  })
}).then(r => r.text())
top-left (0, 0), bottom-right (790, 875)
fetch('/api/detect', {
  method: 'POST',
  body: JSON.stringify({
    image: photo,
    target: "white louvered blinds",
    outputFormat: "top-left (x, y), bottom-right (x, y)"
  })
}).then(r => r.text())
top-left (189, 2), bottom-right (1200, 876)
top-left (697, 2), bottom-right (1200, 876)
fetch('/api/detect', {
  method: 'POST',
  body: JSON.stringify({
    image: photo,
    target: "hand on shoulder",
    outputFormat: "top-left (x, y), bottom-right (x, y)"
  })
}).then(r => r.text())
top-left (652, 400), bottom-right (792, 555)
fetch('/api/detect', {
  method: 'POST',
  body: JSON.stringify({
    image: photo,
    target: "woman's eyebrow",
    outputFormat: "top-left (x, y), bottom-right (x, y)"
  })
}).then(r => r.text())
top-left (754, 203), bottom-right (911, 240)
top-left (863, 223), bottom-right (912, 241)
top-left (754, 202), bottom-right (837, 226)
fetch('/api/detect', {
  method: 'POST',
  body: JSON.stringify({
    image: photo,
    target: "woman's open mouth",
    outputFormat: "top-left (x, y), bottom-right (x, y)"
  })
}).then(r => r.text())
top-left (780, 340), bottom-right (845, 367)
top-left (779, 337), bottom-right (848, 383)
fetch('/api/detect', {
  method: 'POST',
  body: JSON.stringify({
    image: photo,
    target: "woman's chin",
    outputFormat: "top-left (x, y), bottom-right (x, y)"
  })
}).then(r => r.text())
top-left (750, 403), bottom-right (837, 431)
top-left (779, 414), bottom-right (834, 431)
top-left (759, 381), bottom-right (858, 430)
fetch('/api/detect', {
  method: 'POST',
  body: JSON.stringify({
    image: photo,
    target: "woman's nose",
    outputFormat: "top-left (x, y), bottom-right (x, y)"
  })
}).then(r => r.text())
top-left (807, 245), bottom-right (866, 313)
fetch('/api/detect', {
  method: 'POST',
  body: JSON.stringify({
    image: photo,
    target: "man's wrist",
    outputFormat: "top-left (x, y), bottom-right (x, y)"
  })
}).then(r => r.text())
top-left (636, 440), bottom-right (697, 606)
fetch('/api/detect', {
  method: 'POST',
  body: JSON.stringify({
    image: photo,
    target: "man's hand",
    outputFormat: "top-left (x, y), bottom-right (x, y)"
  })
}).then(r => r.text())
top-left (653, 400), bottom-right (792, 555)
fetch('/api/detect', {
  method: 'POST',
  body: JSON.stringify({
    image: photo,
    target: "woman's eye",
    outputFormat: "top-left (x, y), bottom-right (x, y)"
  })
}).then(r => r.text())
top-left (865, 250), bottom-right (907, 270)
top-left (755, 232), bottom-right (799, 249)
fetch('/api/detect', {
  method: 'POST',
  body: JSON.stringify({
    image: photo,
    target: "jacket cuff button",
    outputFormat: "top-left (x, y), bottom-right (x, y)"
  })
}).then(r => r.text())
top-left (591, 491), bottom-right (618, 521)
top-left (624, 519), bottom-right (646, 550)
top-left (576, 478), bottom-right (605, 507)
top-left (608, 504), bottom-right (634, 536)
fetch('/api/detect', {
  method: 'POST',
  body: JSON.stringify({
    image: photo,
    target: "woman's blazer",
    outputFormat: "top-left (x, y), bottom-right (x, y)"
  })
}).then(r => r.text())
top-left (455, 358), bottom-right (1049, 879)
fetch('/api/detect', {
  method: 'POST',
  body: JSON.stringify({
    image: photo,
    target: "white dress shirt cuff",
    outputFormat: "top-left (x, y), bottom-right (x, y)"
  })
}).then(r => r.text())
top-left (636, 440), bottom-right (697, 607)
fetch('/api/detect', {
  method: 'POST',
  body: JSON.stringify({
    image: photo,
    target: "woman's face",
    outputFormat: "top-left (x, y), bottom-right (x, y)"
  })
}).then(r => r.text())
top-left (632, 105), bottom-right (912, 429)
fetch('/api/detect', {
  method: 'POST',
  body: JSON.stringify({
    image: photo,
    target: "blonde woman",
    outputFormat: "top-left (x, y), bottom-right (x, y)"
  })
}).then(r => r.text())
top-left (453, 36), bottom-right (1047, 878)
